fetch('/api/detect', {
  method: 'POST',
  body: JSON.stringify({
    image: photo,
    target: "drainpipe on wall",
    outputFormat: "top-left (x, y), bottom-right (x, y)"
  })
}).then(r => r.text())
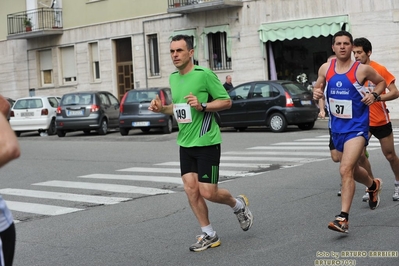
top-left (142, 14), bottom-right (183, 88)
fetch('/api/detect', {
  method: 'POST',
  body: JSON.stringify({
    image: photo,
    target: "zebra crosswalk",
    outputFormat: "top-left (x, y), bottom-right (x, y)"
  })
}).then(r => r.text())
top-left (4, 132), bottom-right (399, 223)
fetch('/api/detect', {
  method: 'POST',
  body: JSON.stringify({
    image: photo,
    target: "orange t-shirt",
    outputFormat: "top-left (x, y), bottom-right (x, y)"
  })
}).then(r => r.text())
top-left (367, 61), bottom-right (396, 127)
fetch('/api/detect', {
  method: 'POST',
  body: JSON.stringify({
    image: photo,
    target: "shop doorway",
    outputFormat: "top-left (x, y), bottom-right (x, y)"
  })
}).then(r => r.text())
top-left (268, 36), bottom-right (333, 87)
top-left (115, 38), bottom-right (133, 100)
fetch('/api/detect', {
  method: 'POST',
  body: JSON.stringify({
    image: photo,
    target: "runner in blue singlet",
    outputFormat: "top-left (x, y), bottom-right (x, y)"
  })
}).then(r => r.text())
top-left (312, 31), bottom-right (386, 234)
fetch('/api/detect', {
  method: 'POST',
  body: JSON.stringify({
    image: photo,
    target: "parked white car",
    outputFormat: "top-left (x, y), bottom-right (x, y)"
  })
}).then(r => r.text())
top-left (10, 96), bottom-right (60, 136)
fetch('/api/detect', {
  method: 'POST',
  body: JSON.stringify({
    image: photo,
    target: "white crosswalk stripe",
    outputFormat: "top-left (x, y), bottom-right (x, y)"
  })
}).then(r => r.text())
top-left (79, 174), bottom-right (183, 184)
top-left (0, 188), bottom-right (130, 205)
top-left (157, 161), bottom-right (272, 168)
top-left (6, 201), bottom-right (83, 216)
top-left (32, 180), bottom-right (176, 195)
top-left (5, 132), bottom-right (399, 222)
top-left (117, 167), bottom-right (241, 176)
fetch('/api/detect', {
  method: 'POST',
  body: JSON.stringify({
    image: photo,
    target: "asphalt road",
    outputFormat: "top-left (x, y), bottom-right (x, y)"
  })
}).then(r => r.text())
top-left (2, 119), bottom-right (399, 266)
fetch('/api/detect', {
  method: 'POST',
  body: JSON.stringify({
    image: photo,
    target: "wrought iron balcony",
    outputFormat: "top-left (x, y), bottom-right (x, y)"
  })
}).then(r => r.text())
top-left (7, 8), bottom-right (63, 40)
top-left (167, 0), bottom-right (242, 14)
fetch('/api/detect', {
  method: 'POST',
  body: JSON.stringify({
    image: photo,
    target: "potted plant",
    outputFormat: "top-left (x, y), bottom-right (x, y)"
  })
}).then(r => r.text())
top-left (24, 18), bottom-right (32, 32)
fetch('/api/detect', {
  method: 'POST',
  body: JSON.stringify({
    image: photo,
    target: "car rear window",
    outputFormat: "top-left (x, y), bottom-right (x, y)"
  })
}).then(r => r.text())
top-left (282, 83), bottom-right (309, 96)
top-left (61, 94), bottom-right (93, 105)
top-left (13, 99), bottom-right (43, 109)
top-left (125, 91), bottom-right (159, 103)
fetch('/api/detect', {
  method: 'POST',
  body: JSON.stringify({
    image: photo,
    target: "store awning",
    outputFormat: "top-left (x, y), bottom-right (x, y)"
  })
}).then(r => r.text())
top-left (258, 15), bottom-right (350, 42)
top-left (170, 29), bottom-right (198, 60)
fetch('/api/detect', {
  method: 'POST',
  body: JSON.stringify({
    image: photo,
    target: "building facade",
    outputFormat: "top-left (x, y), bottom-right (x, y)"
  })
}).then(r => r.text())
top-left (1, 0), bottom-right (399, 114)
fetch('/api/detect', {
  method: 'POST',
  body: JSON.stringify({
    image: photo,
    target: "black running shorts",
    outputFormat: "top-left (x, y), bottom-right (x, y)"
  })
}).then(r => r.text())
top-left (369, 122), bottom-right (393, 140)
top-left (179, 144), bottom-right (221, 184)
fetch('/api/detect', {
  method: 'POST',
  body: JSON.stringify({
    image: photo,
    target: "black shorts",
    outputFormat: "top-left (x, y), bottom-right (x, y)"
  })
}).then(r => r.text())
top-left (328, 128), bottom-right (335, 150)
top-left (369, 122), bottom-right (393, 139)
top-left (179, 144), bottom-right (221, 184)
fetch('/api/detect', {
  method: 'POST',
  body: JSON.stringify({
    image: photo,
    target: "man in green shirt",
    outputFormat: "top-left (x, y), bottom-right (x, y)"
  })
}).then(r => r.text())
top-left (149, 35), bottom-right (253, 252)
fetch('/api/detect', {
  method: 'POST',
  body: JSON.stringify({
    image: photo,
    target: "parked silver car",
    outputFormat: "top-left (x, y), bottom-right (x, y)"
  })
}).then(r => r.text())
top-left (56, 91), bottom-right (120, 137)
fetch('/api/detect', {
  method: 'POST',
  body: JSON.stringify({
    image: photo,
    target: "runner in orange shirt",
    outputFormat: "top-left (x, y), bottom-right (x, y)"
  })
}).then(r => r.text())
top-left (353, 37), bottom-right (399, 201)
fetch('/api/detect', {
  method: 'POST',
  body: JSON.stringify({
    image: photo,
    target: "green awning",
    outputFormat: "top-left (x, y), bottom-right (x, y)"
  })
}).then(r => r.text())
top-left (259, 15), bottom-right (350, 42)
top-left (171, 29), bottom-right (198, 60)
top-left (202, 25), bottom-right (231, 59)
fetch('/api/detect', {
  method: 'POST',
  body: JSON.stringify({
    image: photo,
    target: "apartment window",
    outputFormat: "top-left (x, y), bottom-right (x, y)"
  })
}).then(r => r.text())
top-left (89, 42), bottom-right (100, 81)
top-left (208, 32), bottom-right (231, 71)
top-left (148, 34), bottom-right (160, 76)
top-left (39, 50), bottom-right (53, 87)
top-left (60, 46), bottom-right (77, 83)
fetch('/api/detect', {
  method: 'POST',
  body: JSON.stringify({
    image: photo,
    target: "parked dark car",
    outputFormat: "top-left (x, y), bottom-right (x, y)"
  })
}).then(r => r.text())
top-left (216, 80), bottom-right (319, 132)
top-left (119, 88), bottom-right (178, 135)
top-left (56, 91), bottom-right (120, 137)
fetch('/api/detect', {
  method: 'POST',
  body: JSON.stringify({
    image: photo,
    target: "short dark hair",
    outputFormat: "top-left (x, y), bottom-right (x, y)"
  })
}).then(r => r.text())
top-left (171, 35), bottom-right (193, 50)
top-left (332, 30), bottom-right (353, 45)
top-left (353, 37), bottom-right (372, 53)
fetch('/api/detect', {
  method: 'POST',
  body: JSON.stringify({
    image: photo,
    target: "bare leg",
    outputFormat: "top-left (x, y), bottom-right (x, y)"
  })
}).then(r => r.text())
top-left (182, 172), bottom-right (236, 227)
top-left (358, 147), bottom-right (374, 179)
top-left (339, 137), bottom-right (373, 213)
top-left (379, 133), bottom-right (399, 182)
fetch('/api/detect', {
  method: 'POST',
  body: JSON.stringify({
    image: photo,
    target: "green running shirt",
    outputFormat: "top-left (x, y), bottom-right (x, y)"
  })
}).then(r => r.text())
top-left (169, 65), bottom-right (230, 147)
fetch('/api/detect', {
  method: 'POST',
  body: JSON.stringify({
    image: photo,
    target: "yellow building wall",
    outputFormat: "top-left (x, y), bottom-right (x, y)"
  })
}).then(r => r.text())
top-left (63, 0), bottom-right (168, 28)
top-left (0, 0), bottom-right (26, 41)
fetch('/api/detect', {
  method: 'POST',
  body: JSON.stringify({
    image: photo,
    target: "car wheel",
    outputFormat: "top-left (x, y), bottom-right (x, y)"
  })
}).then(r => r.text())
top-left (15, 131), bottom-right (21, 137)
top-left (83, 130), bottom-right (91, 135)
top-left (57, 130), bottom-right (66, 137)
top-left (298, 122), bottom-right (315, 130)
top-left (268, 113), bottom-right (287, 132)
top-left (120, 128), bottom-right (129, 136)
top-left (234, 127), bottom-right (247, 132)
top-left (141, 128), bottom-right (150, 133)
top-left (47, 118), bottom-right (56, 135)
top-left (162, 117), bottom-right (173, 134)
top-left (98, 119), bottom-right (108, 135)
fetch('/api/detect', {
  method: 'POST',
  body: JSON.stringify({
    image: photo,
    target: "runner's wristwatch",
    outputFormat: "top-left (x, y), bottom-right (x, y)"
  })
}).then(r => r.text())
top-left (201, 103), bottom-right (207, 112)
top-left (371, 92), bottom-right (380, 101)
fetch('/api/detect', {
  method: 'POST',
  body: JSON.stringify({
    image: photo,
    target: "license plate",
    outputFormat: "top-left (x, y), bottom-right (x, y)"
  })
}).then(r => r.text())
top-left (301, 100), bottom-right (311, 105)
top-left (67, 110), bottom-right (84, 116)
top-left (21, 112), bottom-right (34, 117)
top-left (132, 121), bottom-right (150, 127)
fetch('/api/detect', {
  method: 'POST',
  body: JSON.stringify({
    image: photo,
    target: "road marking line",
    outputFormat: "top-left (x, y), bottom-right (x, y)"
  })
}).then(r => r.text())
top-left (32, 180), bottom-right (175, 195)
top-left (117, 167), bottom-right (240, 176)
top-left (6, 201), bottom-right (83, 216)
top-left (0, 188), bottom-right (130, 205)
top-left (272, 142), bottom-right (384, 147)
top-left (248, 146), bottom-right (379, 150)
top-left (223, 151), bottom-right (331, 156)
top-left (221, 156), bottom-right (306, 162)
top-left (79, 174), bottom-right (183, 185)
top-left (156, 162), bottom-right (272, 168)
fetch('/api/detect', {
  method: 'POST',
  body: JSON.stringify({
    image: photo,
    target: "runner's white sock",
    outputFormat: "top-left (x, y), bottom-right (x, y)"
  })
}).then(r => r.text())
top-left (232, 198), bottom-right (244, 212)
top-left (201, 224), bottom-right (215, 237)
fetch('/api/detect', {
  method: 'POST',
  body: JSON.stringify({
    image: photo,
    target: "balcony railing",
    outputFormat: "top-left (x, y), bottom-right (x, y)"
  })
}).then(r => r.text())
top-left (167, 0), bottom-right (242, 14)
top-left (7, 8), bottom-right (63, 40)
